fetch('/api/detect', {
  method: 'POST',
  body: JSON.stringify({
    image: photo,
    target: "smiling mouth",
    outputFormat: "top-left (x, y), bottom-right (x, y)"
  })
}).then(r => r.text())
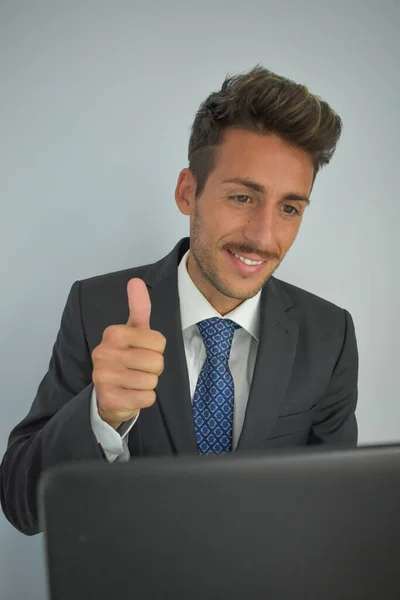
top-left (230, 252), bottom-right (265, 266)
top-left (226, 249), bottom-right (268, 275)
top-left (227, 249), bottom-right (266, 265)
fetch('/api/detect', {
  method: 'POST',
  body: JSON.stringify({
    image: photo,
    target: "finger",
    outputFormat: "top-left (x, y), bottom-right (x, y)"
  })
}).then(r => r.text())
top-left (126, 278), bottom-right (151, 329)
top-left (101, 326), bottom-right (166, 352)
top-left (95, 368), bottom-right (159, 391)
top-left (113, 388), bottom-right (157, 410)
top-left (95, 347), bottom-right (164, 376)
top-left (120, 348), bottom-right (164, 375)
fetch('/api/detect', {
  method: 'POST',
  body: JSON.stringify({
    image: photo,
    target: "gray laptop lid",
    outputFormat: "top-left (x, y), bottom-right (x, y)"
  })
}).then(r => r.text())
top-left (39, 445), bottom-right (400, 600)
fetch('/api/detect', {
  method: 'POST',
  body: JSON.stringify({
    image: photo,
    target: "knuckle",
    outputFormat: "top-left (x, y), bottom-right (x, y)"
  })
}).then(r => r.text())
top-left (146, 390), bottom-right (157, 406)
top-left (138, 390), bottom-right (156, 407)
top-left (103, 325), bottom-right (116, 340)
top-left (157, 355), bottom-right (164, 375)
top-left (149, 373), bottom-right (159, 389)
top-left (92, 345), bottom-right (108, 363)
top-left (138, 372), bottom-right (157, 390)
top-left (91, 346), bottom-right (100, 362)
top-left (103, 324), bottom-right (123, 343)
top-left (157, 332), bottom-right (167, 351)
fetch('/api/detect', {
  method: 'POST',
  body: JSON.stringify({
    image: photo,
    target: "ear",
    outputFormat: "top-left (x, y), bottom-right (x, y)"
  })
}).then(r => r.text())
top-left (175, 168), bottom-right (196, 216)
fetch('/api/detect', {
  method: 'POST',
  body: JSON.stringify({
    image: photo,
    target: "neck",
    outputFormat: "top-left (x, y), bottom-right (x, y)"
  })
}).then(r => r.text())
top-left (186, 252), bottom-right (244, 316)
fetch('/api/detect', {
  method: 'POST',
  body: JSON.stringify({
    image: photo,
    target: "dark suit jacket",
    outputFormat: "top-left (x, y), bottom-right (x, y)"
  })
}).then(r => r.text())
top-left (0, 237), bottom-right (358, 535)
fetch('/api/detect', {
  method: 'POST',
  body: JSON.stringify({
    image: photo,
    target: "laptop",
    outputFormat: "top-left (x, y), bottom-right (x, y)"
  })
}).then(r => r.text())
top-left (38, 444), bottom-right (400, 600)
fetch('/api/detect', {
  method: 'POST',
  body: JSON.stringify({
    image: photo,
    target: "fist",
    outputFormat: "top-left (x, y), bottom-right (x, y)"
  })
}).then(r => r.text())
top-left (92, 278), bottom-right (166, 429)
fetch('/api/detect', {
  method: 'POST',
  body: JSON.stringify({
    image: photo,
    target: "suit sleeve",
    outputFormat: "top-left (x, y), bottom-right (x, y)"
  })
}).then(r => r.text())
top-left (0, 281), bottom-right (105, 536)
top-left (308, 308), bottom-right (359, 446)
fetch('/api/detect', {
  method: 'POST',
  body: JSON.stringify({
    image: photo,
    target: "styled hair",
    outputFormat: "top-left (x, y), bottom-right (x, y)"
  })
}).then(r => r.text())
top-left (188, 65), bottom-right (343, 197)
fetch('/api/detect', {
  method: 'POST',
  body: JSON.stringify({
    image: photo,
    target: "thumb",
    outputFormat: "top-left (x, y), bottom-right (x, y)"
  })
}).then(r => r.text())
top-left (126, 278), bottom-right (151, 329)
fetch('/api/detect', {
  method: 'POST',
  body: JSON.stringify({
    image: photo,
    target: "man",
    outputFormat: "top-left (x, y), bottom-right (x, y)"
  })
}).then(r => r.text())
top-left (0, 66), bottom-right (358, 536)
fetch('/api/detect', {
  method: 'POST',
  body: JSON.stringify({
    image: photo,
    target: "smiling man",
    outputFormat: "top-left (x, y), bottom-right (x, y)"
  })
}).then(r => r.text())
top-left (0, 66), bottom-right (358, 535)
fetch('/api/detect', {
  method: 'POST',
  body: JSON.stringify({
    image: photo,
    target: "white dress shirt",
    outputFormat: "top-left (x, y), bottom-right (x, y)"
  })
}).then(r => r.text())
top-left (90, 249), bottom-right (262, 462)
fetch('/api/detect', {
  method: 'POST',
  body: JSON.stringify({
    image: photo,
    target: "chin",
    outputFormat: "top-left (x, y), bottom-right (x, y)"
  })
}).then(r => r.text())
top-left (219, 280), bottom-right (264, 301)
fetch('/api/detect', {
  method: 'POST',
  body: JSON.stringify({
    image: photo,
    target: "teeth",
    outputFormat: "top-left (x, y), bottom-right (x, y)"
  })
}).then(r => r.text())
top-left (234, 253), bottom-right (264, 266)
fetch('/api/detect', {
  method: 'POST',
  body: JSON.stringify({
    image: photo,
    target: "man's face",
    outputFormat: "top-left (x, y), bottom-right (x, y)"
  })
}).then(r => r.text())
top-left (175, 127), bottom-right (314, 314)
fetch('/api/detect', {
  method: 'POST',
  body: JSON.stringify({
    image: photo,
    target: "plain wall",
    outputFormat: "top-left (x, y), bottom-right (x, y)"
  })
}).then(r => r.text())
top-left (1, 0), bottom-right (399, 598)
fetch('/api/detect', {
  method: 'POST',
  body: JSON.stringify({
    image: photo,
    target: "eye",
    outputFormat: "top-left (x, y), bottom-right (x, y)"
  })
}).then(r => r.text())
top-left (230, 195), bottom-right (252, 204)
top-left (282, 205), bottom-right (300, 216)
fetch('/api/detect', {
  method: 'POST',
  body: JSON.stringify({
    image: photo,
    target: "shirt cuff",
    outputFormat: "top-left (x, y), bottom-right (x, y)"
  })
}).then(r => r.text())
top-left (90, 386), bottom-right (139, 463)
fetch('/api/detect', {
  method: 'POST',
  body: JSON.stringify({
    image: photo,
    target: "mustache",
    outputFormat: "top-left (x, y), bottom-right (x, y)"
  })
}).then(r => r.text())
top-left (224, 244), bottom-right (280, 262)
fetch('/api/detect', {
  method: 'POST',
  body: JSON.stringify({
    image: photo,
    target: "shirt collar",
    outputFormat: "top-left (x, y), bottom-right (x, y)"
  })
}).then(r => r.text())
top-left (177, 249), bottom-right (261, 341)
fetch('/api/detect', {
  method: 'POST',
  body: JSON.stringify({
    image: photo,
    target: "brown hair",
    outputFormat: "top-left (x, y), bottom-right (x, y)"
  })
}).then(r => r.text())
top-left (188, 65), bottom-right (343, 198)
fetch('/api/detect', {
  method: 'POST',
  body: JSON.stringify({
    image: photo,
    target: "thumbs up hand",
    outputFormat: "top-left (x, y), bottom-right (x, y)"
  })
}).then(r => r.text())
top-left (92, 279), bottom-right (166, 430)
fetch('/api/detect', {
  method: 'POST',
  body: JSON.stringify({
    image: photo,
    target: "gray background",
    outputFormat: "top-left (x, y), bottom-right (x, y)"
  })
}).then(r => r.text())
top-left (1, 0), bottom-right (399, 598)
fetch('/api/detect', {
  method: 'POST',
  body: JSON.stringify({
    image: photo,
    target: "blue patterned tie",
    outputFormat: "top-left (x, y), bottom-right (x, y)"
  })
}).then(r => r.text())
top-left (192, 317), bottom-right (241, 454)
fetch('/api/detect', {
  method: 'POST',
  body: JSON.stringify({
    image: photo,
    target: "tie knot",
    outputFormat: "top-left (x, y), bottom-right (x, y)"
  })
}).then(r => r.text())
top-left (197, 317), bottom-right (240, 361)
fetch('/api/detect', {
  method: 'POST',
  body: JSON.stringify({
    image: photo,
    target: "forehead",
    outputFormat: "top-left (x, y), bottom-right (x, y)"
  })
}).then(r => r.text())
top-left (213, 127), bottom-right (314, 190)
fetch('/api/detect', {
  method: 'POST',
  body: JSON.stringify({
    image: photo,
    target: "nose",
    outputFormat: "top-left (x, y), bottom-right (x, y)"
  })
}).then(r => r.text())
top-left (242, 203), bottom-right (279, 253)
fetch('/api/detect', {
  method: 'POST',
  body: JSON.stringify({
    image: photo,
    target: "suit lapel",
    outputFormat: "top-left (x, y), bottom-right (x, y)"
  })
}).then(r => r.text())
top-left (237, 278), bottom-right (299, 450)
top-left (144, 239), bottom-right (197, 454)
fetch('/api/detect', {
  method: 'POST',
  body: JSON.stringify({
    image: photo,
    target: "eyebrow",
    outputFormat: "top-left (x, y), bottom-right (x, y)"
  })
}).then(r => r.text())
top-left (221, 178), bottom-right (311, 206)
